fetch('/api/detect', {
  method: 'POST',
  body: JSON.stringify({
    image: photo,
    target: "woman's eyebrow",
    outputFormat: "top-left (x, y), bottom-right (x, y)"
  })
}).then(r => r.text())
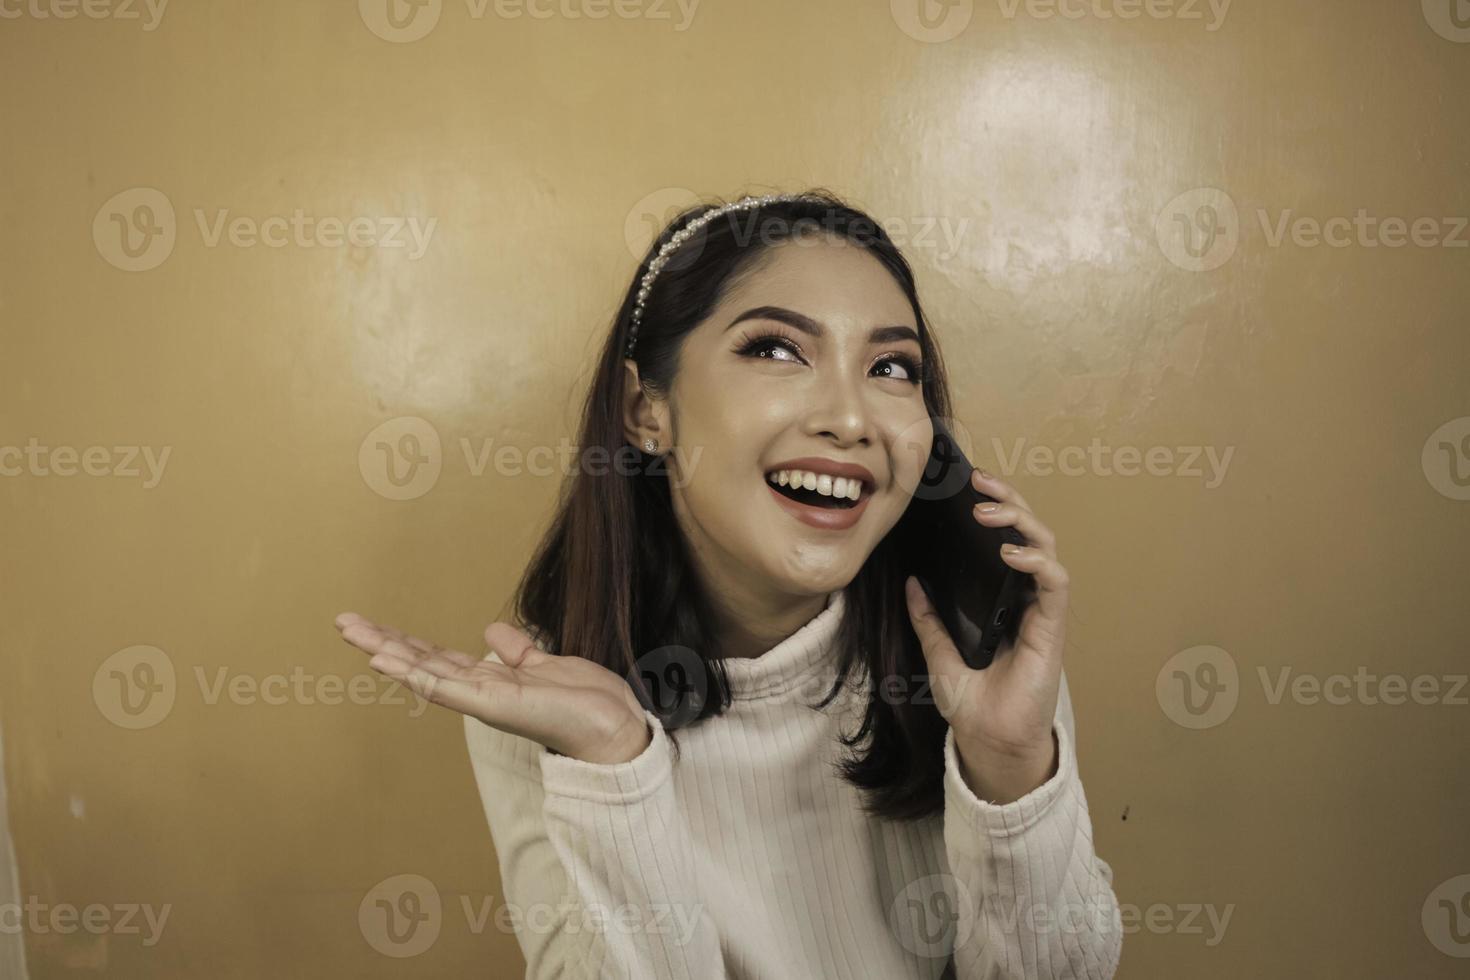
top-left (726, 305), bottom-right (920, 345)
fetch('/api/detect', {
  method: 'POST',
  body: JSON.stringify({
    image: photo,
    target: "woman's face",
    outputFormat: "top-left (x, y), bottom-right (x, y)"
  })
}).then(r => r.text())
top-left (656, 234), bottom-right (934, 602)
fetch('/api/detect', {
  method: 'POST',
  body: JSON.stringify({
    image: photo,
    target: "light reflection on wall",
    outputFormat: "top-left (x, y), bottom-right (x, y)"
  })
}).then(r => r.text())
top-left (927, 54), bottom-right (1138, 288)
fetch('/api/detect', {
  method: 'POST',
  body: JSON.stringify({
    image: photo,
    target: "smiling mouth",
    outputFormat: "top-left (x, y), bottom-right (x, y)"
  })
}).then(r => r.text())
top-left (764, 469), bottom-right (866, 510)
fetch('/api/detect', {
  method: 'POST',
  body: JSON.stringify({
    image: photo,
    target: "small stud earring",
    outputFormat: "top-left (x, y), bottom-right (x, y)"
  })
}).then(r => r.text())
top-left (642, 438), bottom-right (658, 453)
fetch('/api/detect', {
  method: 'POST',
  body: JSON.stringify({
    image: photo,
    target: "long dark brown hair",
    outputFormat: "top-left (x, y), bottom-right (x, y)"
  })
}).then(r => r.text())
top-left (513, 189), bottom-right (955, 821)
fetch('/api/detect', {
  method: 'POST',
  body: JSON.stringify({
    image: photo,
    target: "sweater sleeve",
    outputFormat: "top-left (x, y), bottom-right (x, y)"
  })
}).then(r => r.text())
top-left (941, 670), bottom-right (1123, 979)
top-left (461, 663), bottom-right (727, 980)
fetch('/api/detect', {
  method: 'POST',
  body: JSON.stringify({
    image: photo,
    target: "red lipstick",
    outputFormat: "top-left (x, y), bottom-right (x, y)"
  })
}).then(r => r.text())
top-left (763, 457), bottom-right (878, 532)
top-left (766, 482), bottom-right (871, 530)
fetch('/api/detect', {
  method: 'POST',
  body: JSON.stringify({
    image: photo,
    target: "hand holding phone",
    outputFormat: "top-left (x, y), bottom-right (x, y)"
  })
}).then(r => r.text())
top-left (891, 419), bottom-right (1037, 670)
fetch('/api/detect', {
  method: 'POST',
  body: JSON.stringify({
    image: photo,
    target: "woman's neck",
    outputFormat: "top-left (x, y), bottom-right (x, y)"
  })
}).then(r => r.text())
top-left (673, 505), bottom-right (832, 660)
top-left (703, 581), bottom-right (829, 661)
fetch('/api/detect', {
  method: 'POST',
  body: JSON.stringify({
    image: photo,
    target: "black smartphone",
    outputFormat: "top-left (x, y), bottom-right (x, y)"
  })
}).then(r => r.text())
top-left (892, 418), bottom-right (1036, 670)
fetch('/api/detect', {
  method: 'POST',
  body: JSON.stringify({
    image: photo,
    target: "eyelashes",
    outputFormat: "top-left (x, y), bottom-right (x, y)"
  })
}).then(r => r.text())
top-left (733, 329), bottom-right (922, 384)
top-left (733, 330), bottom-right (804, 362)
top-left (871, 355), bottom-right (921, 383)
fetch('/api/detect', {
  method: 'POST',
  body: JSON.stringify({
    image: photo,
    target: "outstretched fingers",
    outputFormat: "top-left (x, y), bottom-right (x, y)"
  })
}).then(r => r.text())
top-left (337, 618), bottom-right (487, 682)
top-left (372, 656), bottom-right (514, 719)
top-left (377, 623), bottom-right (481, 668)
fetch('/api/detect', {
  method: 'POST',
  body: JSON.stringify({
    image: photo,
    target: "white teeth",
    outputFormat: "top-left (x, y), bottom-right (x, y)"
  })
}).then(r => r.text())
top-left (766, 468), bottom-right (866, 502)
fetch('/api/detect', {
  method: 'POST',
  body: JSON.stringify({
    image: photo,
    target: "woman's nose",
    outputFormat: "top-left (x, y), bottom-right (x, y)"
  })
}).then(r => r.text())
top-left (801, 377), bottom-right (873, 447)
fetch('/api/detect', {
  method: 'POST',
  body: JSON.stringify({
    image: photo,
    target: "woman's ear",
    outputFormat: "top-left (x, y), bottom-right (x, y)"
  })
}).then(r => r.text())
top-left (621, 359), bottom-right (668, 451)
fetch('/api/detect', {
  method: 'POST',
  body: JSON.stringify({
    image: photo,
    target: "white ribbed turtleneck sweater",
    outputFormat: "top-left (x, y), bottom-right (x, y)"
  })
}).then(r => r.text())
top-left (463, 591), bottom-right (1122, 979)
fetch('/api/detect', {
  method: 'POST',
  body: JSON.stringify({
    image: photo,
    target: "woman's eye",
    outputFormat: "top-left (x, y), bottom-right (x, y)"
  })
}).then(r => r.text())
top-left (740, 336), bottom-right (804, 363)
top-left (873, 356), bottom-right (920, 383)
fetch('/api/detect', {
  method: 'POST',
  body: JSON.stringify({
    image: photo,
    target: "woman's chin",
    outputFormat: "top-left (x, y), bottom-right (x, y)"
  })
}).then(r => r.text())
top-left (764, 553), bottom-right (862, 598)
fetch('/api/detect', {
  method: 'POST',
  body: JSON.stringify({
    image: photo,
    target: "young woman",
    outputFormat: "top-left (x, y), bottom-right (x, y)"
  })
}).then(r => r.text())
top-left (336, 191), bottom-right (1122, 978)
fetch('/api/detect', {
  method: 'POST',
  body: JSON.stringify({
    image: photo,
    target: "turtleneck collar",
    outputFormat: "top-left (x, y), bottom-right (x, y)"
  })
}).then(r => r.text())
top-left (718, 590), bottom-right (846, 701)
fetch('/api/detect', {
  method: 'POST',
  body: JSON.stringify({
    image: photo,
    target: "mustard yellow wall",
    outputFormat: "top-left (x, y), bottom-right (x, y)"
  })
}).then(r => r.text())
top-left (3, 0), bottom-right (1467, 976)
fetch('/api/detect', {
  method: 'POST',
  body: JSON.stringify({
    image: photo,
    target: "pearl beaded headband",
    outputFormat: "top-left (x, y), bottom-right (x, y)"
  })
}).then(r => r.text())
top-left (623, 193), bottom-right (825, 358)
